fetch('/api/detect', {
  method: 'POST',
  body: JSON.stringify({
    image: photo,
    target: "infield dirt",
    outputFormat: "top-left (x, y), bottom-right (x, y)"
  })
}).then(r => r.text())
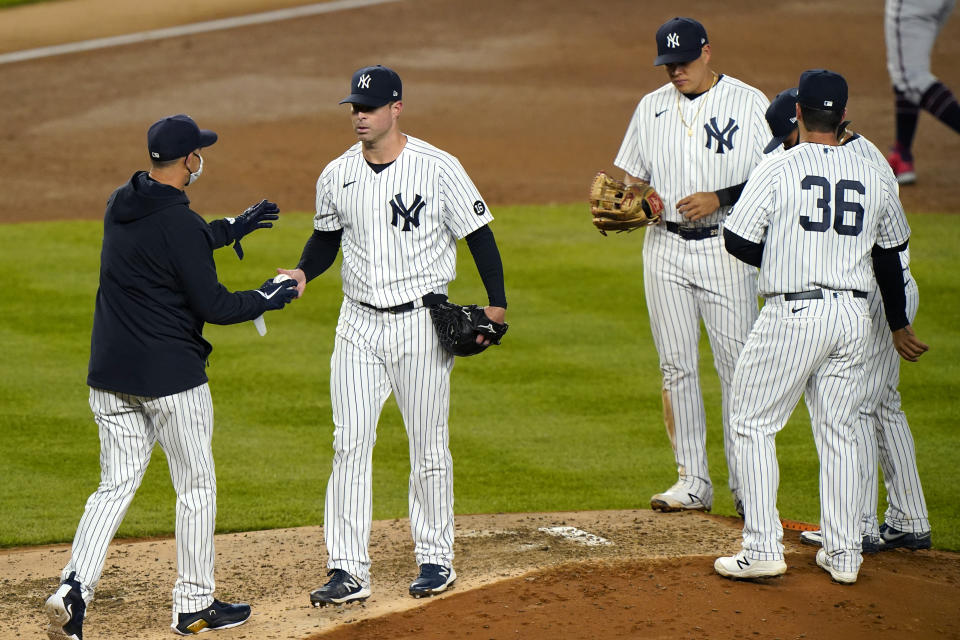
top-left (1, 1), bottom-right (958, 638)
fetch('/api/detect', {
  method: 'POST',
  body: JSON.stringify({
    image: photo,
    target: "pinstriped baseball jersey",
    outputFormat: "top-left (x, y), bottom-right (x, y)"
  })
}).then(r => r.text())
top-left (842, 132), bottom-right (928, 538)
top-left (614, 75), bottom-right (772, 228)
top-left (843, 133), bottom-right (911, 268)
top-left (314, 136), bottom-right (493, 308)
top-left (611, 72), bottom-right (770, 512)
top-left (727, 143), bottom-right (910, 296)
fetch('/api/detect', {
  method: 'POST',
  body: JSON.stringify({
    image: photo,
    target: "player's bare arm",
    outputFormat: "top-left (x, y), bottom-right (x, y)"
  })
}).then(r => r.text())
top-left (276, 267), bottom-right (307, 298)
top-left (676, 191), bottom-right (720, 220)
top-left (892, 325), bottom-right (929, 362)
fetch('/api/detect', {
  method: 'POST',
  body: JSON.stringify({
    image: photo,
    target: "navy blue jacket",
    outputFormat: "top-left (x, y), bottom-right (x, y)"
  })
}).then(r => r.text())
top-left (87, 171), bottom-right (270, 397)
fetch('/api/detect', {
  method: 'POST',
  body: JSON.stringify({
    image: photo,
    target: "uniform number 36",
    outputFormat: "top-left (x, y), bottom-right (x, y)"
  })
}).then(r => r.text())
top-left (799, 175), bottom-right (865, 236)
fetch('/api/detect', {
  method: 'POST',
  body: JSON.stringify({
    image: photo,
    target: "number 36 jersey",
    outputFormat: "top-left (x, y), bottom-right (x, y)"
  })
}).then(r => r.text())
top-left (726, 142), bottom-right (910, 296)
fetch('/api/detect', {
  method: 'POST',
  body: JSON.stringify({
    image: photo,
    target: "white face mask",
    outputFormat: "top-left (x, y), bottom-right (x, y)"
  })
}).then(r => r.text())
top-left (186, 153), bottom-right (204, 186)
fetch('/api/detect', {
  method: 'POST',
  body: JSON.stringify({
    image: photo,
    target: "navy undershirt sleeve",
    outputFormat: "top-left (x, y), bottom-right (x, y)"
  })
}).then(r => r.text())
top-left (465, 225), bottom-right (507, 308)
top-left (297, 229), bottom-right (343, 282)
top-left (723, 227), bottom-right (764, 268)
top-left (872, 242), bottom-right (910, 331)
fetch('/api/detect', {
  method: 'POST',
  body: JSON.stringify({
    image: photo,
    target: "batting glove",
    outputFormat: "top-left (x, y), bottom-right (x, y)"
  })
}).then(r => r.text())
top-left (256, 277), bottom-right (298, 311)
top-left (227, 200), bottom-right (280, 259)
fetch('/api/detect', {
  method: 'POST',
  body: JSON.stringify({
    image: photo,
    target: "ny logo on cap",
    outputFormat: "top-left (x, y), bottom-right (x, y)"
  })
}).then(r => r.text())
top-left (358, 74), bottom-right (371, 89)
top-left (667, 33), bottom-right (680, 48)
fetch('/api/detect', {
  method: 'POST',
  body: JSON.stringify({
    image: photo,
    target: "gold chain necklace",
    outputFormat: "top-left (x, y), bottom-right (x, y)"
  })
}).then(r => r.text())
top-left (676, 72), bottom-right (718, 137)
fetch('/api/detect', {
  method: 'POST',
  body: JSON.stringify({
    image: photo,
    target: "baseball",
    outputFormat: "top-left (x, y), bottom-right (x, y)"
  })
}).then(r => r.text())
top-left (273, 274), bottom-right (292, 283)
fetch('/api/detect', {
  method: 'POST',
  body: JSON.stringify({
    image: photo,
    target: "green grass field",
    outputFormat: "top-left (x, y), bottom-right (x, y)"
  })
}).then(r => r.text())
top-left (1, 206), bottom-right (957, 550)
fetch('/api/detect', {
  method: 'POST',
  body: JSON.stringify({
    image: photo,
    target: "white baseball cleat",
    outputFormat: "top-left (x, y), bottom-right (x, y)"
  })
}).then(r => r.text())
top-left (816, 548), bottom-right (858, 584)
top-left (650, 482), bottom-right (711, 512)
top-left (715, 551), bottom-right (787, 580)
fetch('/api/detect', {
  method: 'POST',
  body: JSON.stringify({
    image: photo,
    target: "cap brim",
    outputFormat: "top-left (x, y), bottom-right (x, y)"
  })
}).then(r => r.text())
top-left (763, 134), bottom-right (789, 154)
top-left (198, 129), bottom-right (218, 149)
top-left (654, 50), bottom-right (701, 66)
top-left (338, 94), bottom-right (392, 107)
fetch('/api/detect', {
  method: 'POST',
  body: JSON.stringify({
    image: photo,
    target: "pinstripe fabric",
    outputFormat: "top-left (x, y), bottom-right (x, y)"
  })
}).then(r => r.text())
top-left (317, 135), bottom-right (487, 585)
top-left (885, 0), bottom-right (956, 103)
top-left (613, 74), bottom-right (770, 504)
top-left (732, 295), bottom-right (870, 571)
top-left (314, 136), bottom-right (492, 309)
top-left (642, 226), bottom-right (758, 502)
top-left (729, 144), bottom-right (911, 296)
top-left (325, 300), bottom-right (454, 585)
top-left (842, 133), bottom-right (928, 536)
top-left (615, 75), bottom-right (772, 228)
top-left (726, 139), bottom-right (913, 573)
top-left (62, 385), bottom-right (216, 613)
top-left (857, 276), bottom-right (930, 535)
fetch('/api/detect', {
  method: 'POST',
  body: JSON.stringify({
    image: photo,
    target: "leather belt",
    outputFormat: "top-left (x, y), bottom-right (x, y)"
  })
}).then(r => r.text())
top-left (358, 292), bottom-right (447, 314)
top-left (665, 221), bottom-right (720, 240)
top-left (782, 289), bottom-right (867, 301)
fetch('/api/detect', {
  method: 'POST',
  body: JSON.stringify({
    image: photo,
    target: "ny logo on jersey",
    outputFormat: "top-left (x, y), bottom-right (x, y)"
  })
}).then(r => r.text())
top-left (390, 193), bottom-right (426, 231)
top-left (667, 32), bottom-right (680, 48)
top-left (703, 117), bottom-right (739, 154)
top-left (358, 74), bottom-right (371, 89)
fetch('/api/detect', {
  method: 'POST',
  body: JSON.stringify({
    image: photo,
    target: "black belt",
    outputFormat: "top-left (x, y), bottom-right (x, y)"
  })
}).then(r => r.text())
top-left (665, 221), bottom-right (720, 240)
top-left (782, 289), bottom-right (867, 301)
top-left (358, 292), bottom-right (447, 314)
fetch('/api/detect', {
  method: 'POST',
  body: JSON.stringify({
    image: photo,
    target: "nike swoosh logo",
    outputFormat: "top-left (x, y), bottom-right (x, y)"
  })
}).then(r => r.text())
top-left (791, 306), bottom-right (808, 313)
top-left (257, 285), bottom-right (287, 300)
top-left (342, 180), bottom-right (357, 188)
top-left (655, 109), bottom-right (668, 118)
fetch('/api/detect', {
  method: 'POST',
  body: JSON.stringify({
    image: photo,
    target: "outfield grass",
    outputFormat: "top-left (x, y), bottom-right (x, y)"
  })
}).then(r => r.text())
top-left (1, 207), bottom-right (957, 550)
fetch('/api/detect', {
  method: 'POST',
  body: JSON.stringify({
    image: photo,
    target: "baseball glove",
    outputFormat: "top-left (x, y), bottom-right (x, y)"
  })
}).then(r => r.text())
top-left (588, 171), bottom-right (664, 235)
top-left (429, 301), bottom-right (508, 357)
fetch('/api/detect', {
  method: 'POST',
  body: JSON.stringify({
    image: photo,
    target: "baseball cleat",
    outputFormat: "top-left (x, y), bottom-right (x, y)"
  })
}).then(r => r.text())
top-left (171, 599), bottom-right (251, 635)
top-left (800, 529), bottom-right (882, 553)
top-left (309, 569), bottom-right (370, 607)
top-left (650, 482), bottom-right (711, 512)
top-left (887, 147), bottom-right (916, 185)
top-left (714, 551), bottom-right (787, 580)
top-left (800, 529), bottom-right (822, 546)
top-left (816, 548), bottom-right (858, 584)
top-left (409, 564), bottom-right (457, 598)
top-left (878, 523), bottom-right (932, 550)
top-left (45, 572), bottom-right (85, 640)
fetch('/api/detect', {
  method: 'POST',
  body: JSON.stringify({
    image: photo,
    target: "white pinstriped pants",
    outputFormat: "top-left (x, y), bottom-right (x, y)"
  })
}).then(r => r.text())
top-left (642, 224), bottom-right (759, 505)
top-left (858, 272), bottom-right (930, 536)
top-left (732, 292), bottom-right (870, 574)
top-left (61, 385), bottom-right (217, 614)
top-left (325, 299), bottom-right (454, 586)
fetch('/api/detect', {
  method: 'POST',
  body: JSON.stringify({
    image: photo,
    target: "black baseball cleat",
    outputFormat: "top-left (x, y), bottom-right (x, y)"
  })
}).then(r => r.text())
top-left (878, 523), bottom-right (932, 550)
top-left (309, 569), bottom-right (371, 607)
top-left (45, 571), bottom-right (86, 640)
top-left (409, 564), bottom-right (456, 598)
top-left (171, 599), bottom-right (251, 635)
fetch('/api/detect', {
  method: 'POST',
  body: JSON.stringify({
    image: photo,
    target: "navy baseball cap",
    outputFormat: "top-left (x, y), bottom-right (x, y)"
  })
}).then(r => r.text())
top-left (147, 114), bottom-right (217, 161)
top-left (654, 17), bottom-right (709, 66)
top-left (764, 87), bottom-right (799, 153)
top-left (797, 69), bottom-right (847, 113)
top-left (339, 65), bottom-right (402, 107)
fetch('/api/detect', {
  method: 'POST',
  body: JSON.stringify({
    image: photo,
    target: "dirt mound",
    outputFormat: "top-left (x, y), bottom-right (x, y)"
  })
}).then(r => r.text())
top-left (5, 510), bottom-right (958, 639)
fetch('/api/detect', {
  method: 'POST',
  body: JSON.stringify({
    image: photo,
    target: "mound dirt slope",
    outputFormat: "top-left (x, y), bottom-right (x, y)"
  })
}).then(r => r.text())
top-left (5, 510), bottom-right (959, 639)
